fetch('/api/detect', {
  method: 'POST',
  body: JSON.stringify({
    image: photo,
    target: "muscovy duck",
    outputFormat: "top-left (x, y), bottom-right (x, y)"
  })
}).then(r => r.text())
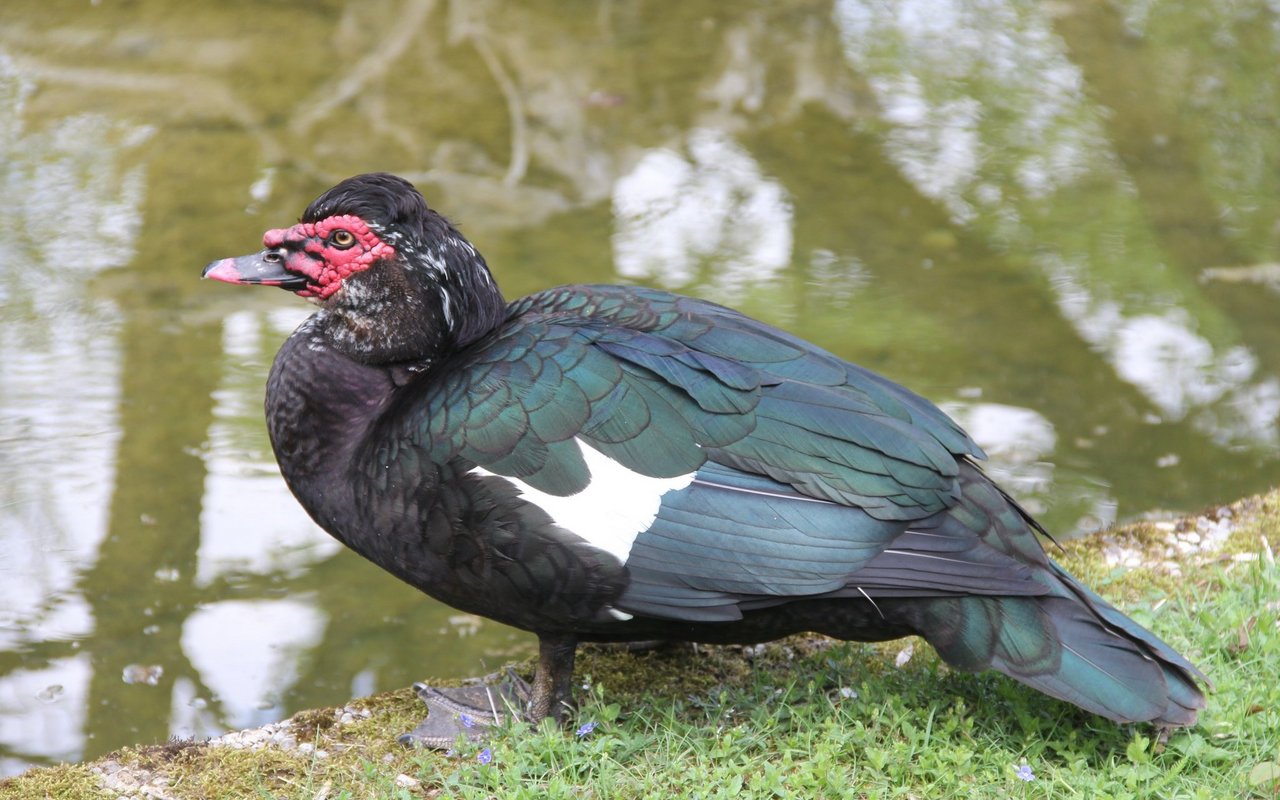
top-left (203, 173), bottom-right (1205, 742)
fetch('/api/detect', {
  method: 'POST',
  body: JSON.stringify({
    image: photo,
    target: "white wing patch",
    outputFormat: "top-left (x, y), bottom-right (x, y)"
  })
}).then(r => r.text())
top-left (470, 439), bottom-right (696, 564)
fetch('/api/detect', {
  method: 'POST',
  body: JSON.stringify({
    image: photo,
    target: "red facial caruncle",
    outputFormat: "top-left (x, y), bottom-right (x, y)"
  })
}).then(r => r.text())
top-left (263, 214), bottom-right (397, 299)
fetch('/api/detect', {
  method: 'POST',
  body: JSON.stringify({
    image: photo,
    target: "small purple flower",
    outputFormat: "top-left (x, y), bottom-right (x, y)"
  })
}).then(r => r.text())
top-left (1015, 763), bottom-right (1035, 782)
top-left (477, 747), bottom-right (493, 765)
top-left (459, 713), bottom-right (475, 729)
top-left (575, 721), bottom-right (598, 737)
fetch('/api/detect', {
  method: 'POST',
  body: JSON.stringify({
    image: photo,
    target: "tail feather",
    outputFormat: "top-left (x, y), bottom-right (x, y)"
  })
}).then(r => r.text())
top-left (994, 596), bottom-right (1170, 724)
top-left (1052, 562), bottom-right (1209, 686)
top-left (1048, 563), bottom-right (1207, 725)
top-left (891, 461), bottom-right (1207, 726)
top-left (905, 578), bottom-right (1205, 725)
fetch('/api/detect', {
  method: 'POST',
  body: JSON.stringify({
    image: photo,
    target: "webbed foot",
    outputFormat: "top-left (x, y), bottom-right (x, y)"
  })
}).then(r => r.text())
top-left (398, 634), bottom-right (580, 747)
top-left (398, 674), bottom-right (531, 749)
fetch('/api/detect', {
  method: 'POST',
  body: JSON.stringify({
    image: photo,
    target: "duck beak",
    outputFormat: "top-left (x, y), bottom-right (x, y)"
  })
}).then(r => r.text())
top-left (202, 250), bottom-right (309, 291)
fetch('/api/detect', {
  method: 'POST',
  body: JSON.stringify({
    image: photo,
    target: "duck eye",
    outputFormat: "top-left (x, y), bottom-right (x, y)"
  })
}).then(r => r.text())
top-left (329, 229), bottom-right (356, 249)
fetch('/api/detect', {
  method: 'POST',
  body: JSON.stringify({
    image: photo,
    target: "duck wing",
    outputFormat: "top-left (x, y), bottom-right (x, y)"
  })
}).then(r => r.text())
top-left (380, 285), bottom-right (1040, 619)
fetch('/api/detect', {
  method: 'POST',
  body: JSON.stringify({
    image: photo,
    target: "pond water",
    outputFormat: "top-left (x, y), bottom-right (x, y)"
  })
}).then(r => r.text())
top-left (1, 0), bottom-right (1277, 776)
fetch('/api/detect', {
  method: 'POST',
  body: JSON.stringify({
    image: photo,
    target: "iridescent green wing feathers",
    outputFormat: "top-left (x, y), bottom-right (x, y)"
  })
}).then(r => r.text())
top-left (410, 284), bottom-right (983, 523)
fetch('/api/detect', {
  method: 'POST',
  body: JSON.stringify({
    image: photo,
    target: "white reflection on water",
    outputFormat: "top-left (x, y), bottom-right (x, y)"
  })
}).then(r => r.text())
top-left (197, 309), bottom-right (341, 587)
top-left (940, 400), bottom-right (1116, 530)
top-left (611, 128), bottom-right (793, 300)
top-left (832, 0), bottom-right (1279, 448)
top-left (941, 402), bottom-right (1057, 464)
top-left (0, 57), bottom-right (142, 650)
top-left (0, 655), bottom-right (90, 768)
top-left (835, 0), bottom-right (1099, 223)
top-left (181, 598), bottom-right (327, 732)
top-left (1050, 262), bottom-right (1280, 445)
top-left (0, 52), bottom-right (149, 774)
top-left (169, 675), bottom-right (221, 743)
top-left (939, 401), bottom-right (1057, 502)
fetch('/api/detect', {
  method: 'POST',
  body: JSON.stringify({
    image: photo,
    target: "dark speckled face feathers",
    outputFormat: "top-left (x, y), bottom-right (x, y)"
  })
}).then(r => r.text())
top-left (206, 173), bottom-right (506, 366)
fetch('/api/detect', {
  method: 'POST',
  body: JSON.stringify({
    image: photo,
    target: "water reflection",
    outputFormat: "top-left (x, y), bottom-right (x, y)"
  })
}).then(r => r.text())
top-left (835, 0), bottom-right (1279, 447)
top-left (838, 0), bottom-right (1102, 214)
top-left (0, 50), bottom-right (150, 772)
top-left (612, 128), bottom-right (793, 299)
top-left (182, 599), bottom-right (327, 731)
top-left (939, 400), bottom-right (1115, 531)
top-left (0, 0), bottom-right (1277, 779)
top-left (0, 657), bottom-right (90, 768)
top-left (1052, 265), bottom-right (1280, 444)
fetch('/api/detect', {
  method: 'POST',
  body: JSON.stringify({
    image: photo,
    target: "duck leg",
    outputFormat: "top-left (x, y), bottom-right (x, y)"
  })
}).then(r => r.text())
top-left (528, 633), bottom-right (578, 723)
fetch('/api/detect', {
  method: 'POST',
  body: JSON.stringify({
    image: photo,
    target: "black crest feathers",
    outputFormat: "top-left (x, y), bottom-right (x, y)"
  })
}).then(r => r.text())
top-left (302, 173), bottom-right (434, 237)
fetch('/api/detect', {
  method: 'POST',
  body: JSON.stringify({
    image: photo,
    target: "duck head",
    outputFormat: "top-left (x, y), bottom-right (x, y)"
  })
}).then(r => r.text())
top-left (204, 173), bottom-right (505, 366)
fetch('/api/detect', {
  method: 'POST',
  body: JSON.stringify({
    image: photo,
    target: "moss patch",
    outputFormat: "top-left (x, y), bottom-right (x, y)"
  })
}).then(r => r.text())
top-left (0, 763), bottom-right (109, 800)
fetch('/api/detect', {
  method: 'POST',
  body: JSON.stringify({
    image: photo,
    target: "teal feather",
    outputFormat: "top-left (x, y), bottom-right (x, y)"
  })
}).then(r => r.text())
top-left (513, 438), bottom-right (591, 496)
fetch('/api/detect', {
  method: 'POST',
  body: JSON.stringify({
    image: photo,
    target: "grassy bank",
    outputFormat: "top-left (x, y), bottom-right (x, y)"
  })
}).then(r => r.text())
top-left (5, 490), bottom-right (1278, 799)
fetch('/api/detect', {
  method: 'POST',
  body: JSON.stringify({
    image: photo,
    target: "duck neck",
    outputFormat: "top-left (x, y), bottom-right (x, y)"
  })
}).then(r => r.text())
top-left (265, 317), bottom-right (399, 540)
